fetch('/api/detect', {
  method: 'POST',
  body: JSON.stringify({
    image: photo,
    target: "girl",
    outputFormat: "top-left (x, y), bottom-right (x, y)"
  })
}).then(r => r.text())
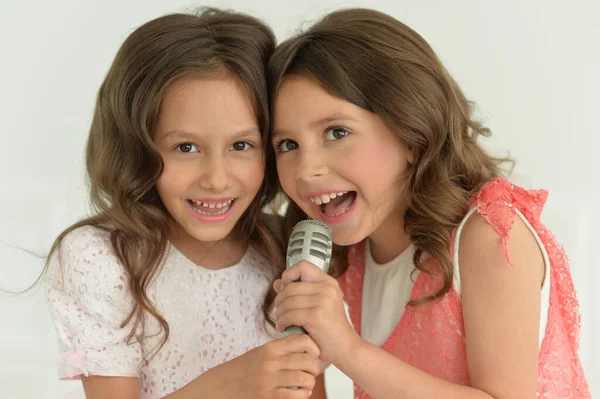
top-left (268, 8), bottom-right (590, 399)
top-left (44, 8), bottom-right (321, 399)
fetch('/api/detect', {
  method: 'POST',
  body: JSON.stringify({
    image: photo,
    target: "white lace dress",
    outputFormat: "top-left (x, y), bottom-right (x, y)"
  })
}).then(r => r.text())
top-left (45, 226), bottom-right (279, 398)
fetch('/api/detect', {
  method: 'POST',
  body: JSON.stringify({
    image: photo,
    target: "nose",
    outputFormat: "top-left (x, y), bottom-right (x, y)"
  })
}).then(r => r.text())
top-left (199, 154), bottom-right (230, 192)
top-left (296, 148), bottom-right (329, 182)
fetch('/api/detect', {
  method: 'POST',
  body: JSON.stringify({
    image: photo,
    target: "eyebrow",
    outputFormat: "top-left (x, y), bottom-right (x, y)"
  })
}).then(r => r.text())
top-left (272, 113), bottom-right (358, 138)
top-left (162, 128), bottom-right (261, 141)
top-left (309, 113), bottom-right (358, 129)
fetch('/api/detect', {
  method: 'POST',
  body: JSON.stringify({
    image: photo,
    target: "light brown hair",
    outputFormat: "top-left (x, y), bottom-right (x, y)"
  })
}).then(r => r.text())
top-left (46, 8), bottom-right (283, 355)
top-left (268, 8), bottom-right (509, 304)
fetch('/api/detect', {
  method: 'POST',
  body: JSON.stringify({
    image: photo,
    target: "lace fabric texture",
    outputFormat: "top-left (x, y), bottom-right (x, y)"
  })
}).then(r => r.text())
top-left (338, 178), bottom-right (590, 398)
top-left (45, 226), bottom-right (278, 398)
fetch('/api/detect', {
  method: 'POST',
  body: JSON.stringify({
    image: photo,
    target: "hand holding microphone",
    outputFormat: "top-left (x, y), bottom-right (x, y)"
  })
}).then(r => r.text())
top-left (274, 219), bottom-right (362, 367)
top-left (282, 220), bottom-right (333, 336)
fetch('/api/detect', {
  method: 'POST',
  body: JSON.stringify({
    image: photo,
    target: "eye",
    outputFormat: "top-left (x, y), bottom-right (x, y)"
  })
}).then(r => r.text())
top-left (325, 126), bottom-right (350, 141)
top-left (176, 143), bottom-right (199, 153)
top-left (276, 139), bottom-right (299, 153)
top-left (230, 141), bottom-right (253, 151)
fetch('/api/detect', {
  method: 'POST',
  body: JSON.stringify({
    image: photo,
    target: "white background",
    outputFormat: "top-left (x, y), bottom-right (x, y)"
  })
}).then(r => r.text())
top-left (0, 0), bottom-right (598, 398)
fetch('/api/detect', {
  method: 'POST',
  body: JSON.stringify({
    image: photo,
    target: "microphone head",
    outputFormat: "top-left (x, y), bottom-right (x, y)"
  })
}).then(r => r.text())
top-left (286, 219), bottom-right (332, 272)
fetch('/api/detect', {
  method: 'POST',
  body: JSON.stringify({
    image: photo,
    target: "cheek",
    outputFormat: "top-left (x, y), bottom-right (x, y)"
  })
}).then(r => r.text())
top-left (155, 176), bottom-right (176, 204)
top-left (156, 172), bottom-right (184, 199)
top-left (276, 158), bottom-right (296, 196)
top-left (356, 142), bottom-right (407, 182)
top-left (156, 158), bottom-right (194, 199)
top-left (241, 156), bottom-right (265, 192)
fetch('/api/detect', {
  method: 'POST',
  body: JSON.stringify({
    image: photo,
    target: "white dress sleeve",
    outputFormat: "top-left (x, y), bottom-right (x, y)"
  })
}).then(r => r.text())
top-left (45, 226), bottom-right (142, 379)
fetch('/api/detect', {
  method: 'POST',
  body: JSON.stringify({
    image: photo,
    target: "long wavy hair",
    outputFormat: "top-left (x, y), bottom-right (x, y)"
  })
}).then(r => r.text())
top-left (268, 8), bottom-right (510, 304)
top-left (45, 8), bottom-right (284, 354)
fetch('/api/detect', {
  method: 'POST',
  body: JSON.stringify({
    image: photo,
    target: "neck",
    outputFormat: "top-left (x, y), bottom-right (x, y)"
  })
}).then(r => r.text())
top-left (368, 210), bottom-right (412, 264)
top-left (170, 223), bottom-right (246, 270)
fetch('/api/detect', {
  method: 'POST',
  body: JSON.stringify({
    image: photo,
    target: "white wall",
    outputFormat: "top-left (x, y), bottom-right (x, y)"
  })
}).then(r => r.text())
top-left (1, 0), bottom-right (598, 397)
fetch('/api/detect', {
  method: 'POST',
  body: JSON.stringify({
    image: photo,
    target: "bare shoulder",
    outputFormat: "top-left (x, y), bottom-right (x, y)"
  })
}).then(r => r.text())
top-left (458, 210), bottom-right (544, 285)
top-left (456, 210), bottom-right (544, 397)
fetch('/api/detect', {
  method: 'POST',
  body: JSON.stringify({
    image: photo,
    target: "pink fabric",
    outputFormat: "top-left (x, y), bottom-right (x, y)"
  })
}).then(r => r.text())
top-left (338, 178), bottom-right (590, 398)
top-left (56, 352), bottom-right (88, 380)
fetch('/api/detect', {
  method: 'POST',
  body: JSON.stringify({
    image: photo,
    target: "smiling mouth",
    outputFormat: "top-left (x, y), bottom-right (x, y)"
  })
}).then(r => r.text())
top-left (312, 191), bottom-right (357, 217)
top-left (188, 199), bottom-right (235, 216)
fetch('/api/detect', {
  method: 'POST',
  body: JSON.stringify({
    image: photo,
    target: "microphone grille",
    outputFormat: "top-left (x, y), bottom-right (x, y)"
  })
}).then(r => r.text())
top-left (292, 219), bottom-right (330, 230)
top-left (286, 219), bottom-right (332, 268)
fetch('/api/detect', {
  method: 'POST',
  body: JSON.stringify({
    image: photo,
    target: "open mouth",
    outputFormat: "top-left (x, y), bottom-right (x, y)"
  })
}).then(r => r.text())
top-left (188, 198), bottom-right (236, 216)
top-left (311, 191), bottom-right (357, 217)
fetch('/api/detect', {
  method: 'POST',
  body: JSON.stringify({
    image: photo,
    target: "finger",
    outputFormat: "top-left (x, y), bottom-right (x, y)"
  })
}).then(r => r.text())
top-left (275, 293), bottom-right (320, 320)
top-left (276, 309), bottom-right (312, 333)
top-left (274, 387), bottom-right (313, 399)
top-left (275, 370), bottom-right (316, 391)
top-left (273, 279), bottom-right (283, 293)
top-left (278, 334), bottom-right (320, 359)
top-left (274, 281), bottom-right (323, 308)
top-left (282, 352), bottom-right (320, 376)
top-left (281, 261), bottom-right (327, 288)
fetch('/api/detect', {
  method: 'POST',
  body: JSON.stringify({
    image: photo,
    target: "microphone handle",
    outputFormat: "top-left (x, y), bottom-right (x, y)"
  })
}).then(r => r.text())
top-left (284, 325), bottom-right (307, 336)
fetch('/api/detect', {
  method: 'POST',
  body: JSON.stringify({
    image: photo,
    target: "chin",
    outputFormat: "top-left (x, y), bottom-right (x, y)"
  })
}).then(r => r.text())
top-left (192, 230), bottom-right (232, 244)
top-left (183, 223), bottom-right (236, 243)
top-left (331, 230), bottom-right (365, 247)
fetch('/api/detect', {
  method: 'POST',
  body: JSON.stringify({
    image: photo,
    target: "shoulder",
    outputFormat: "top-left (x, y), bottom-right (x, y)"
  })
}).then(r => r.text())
top-left (458, 209), bottom-right (544, 291)
top-left (57, 225), bottom-right (113, 256)
top-left (473, 178), bottom-right (548, 232)
top-left (46, 225), bottom-right (128, 298)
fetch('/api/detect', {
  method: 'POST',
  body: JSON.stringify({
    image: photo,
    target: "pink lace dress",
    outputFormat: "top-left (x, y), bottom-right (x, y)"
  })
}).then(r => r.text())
top-left (338, 178), bottom-right (590, 398)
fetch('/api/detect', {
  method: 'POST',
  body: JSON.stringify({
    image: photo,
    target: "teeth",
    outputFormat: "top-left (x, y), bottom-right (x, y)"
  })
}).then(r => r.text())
top-left (191, 206), bottom-right (230, 216)
top-left (191, 199), bottom-right (233, 209)
top-left (323, 205), bottom-right (352, 217)
top-left (310, 191), bottom-right (348, 204)
top-left (190, 199), bottom-right (235, 216)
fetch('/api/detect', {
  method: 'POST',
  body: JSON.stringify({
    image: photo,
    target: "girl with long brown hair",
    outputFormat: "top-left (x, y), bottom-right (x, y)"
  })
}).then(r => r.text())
top-left (269, 8), bottom-right (589, 399)
top-left (44, 8), bottom-right (320, 399)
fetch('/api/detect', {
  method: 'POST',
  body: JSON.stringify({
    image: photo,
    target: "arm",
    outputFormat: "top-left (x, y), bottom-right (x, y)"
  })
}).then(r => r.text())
top-left (80, 372), bottom-right (224, 399)
top-left (81, 334), bottom-right (322, 399)
top-left (82, 377), bottom-right (140, 399)
top-left (276, 212), bottom-right (544, 399)
top-left (48, 228), bottom-right (320, 399)
top-left (337, 213), bottom-right (543, 399)
top-left (309, 374), bottom-right (327, 399)
top-left (45, 228), bottom-right (143, 398)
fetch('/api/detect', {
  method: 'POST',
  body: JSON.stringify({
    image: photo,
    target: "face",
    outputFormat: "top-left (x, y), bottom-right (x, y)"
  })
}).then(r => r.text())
top-left (154, 75), bottom-right (264, 247)
top-left (273, 74), bottom-right (412, 246)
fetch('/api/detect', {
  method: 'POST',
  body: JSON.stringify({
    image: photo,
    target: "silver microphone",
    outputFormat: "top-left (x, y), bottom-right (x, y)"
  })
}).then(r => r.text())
top-left (283, 219), bottom-right (332, 336)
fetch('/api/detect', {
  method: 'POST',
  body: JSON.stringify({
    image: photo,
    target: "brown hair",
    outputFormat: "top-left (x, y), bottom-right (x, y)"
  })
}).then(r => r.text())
top-left (268, 8), bottom-right (509, 304)
top-left (45, 8), bottom-right (283, 355)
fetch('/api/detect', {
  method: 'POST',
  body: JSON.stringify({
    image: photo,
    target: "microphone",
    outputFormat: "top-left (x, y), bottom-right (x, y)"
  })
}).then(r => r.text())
top-left (283, 219), bottom-right (332, 337)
